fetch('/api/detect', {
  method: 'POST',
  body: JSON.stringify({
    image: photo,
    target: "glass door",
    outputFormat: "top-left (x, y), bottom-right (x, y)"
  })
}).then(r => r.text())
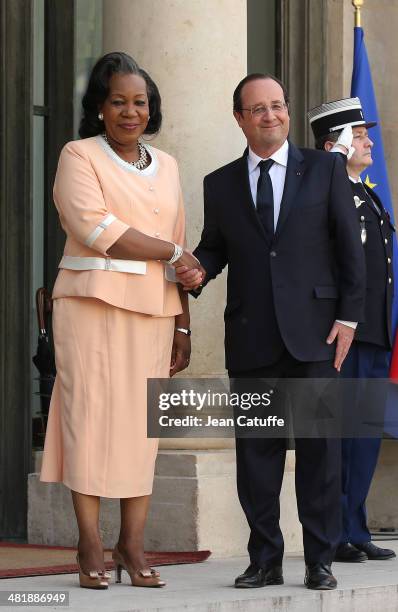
top-left (32, 0), bottom-right (47, 446)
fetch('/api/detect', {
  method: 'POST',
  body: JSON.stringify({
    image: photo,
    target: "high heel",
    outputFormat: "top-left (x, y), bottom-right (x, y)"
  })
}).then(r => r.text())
top-left (76, 554), bottom-right (111, 589)
top-left (112, 545), bottom-right (165, 587)
top-left (115, 563), bottom-right (122, 584)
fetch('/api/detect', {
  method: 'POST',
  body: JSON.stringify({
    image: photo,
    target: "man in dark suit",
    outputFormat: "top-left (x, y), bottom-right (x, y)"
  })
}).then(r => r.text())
top-left (309, 98), bottom-right (396, 563)
top-left (177, 74), bottom-right (366, 590)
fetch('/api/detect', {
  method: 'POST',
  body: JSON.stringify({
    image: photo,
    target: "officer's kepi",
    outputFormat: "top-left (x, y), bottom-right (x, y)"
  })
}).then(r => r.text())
top-left (307, 97), bottom-right (376, 140)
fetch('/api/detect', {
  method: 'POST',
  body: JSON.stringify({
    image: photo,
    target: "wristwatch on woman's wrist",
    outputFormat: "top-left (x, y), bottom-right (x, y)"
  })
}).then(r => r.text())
top-left (175, 327), bottom-right (191, 336)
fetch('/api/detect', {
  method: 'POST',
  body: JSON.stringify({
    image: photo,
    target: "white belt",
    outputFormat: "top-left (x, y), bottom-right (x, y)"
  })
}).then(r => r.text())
top-left (59, 255), bottom-right (147, 275)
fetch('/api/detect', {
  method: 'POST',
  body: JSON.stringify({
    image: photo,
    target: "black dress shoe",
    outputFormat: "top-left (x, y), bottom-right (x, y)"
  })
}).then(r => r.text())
top-left (334, 542), bottom-right (368, 562)
top-left (235, 563), bottom-right (259, 581)
top-left (354, 541), bottom-right (397, 560)
top-left (304, 564), bottom-right (337, 590)
top-left (235, 564), bottom-right (283, 588)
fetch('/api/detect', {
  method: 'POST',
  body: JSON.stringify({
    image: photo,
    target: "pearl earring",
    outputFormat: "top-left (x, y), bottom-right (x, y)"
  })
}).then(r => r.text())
top-left (98, 112), bottom-right (103, 121)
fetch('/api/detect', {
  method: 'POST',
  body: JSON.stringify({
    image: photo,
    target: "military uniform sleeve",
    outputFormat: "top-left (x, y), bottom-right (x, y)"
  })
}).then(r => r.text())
top-left (329, 154), bottom-right (366, 321)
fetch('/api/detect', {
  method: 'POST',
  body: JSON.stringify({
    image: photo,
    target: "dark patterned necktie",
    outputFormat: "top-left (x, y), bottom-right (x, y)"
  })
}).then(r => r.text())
top-left (256, 159), bottom-right (275, 236)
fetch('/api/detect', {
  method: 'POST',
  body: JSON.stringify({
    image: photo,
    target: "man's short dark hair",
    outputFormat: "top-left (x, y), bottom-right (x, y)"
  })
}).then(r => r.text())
top-left (314, 130), bottom-right (342, 150)
top-left (233, 73), bottom-right (289, 113)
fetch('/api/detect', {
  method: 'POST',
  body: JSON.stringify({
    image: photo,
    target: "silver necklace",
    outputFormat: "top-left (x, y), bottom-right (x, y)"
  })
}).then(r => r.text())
top-left (103, 133), bottom-right (148, 170)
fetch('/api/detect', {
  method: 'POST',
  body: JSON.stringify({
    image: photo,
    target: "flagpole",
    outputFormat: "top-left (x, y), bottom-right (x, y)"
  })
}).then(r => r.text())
top-left (352, 0), bottom-right (364, 28)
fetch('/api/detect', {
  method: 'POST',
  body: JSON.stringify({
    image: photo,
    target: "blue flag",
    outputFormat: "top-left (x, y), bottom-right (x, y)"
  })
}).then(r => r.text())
top-left (351, 26), bottom-right (398, 343)
top-left (351, 26), bottom-right (398, 432)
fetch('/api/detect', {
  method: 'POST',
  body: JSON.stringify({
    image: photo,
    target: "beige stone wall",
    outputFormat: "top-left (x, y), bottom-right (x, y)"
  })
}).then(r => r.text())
top-left (103, 0), bottom-right (247, 377)
top-left (326, 0), bottom-right (398, 220)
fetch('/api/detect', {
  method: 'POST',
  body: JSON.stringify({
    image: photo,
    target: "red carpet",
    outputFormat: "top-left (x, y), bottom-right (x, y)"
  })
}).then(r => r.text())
top-left (0, 542), bottom-right (211, 578)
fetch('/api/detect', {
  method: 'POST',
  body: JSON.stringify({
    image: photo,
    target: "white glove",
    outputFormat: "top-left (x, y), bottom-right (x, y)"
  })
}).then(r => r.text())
top-left (330, 125), bottom-right (355, 160)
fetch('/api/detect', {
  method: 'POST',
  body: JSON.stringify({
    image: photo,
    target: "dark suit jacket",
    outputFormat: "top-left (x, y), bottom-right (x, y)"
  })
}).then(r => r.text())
top-left (193, 142), bottom-right (366, 372)
top-left (351, 181), bottom-right (395, 349)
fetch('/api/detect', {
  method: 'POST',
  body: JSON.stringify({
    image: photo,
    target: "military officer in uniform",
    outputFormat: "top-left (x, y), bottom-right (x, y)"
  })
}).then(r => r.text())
top-left (308, 97), bottom-right (396, 563)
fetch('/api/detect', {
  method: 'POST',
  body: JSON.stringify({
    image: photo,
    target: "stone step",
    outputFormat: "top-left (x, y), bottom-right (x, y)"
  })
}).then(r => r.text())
top-left (1, 552), bottom-right (398, 611)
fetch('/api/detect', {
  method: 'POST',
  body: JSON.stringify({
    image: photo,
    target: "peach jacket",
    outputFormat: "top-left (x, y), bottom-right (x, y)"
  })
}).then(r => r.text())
top-left (52, 136), bottom-right (185, 316)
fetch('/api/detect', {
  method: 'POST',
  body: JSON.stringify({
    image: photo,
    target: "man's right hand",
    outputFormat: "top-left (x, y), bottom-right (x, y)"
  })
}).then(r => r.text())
top-left (326, 321), bottom-right (355, 372)
top-left (175, 261), bottom-right (206, 290)
top-left (173, 249), bottom-right (201, 272)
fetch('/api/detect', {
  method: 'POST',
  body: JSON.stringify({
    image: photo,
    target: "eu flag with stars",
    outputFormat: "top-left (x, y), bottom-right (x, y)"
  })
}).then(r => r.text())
top-left (351, 26), bottom-right (398, 431)
top-left (351, 27), bottom-right (398, 355)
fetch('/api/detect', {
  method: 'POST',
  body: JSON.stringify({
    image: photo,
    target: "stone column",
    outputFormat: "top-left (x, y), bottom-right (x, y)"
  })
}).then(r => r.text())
top-left (103, 0), bottom-right (238, 445)
top-left (101, 0), bottom-right (251, 556)
top-left (103, 0), bottom-right (247, 377)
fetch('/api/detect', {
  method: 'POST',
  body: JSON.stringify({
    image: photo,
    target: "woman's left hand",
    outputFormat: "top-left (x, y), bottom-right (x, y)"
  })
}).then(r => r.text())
top-left (170, 331), bottom-right (191, 377)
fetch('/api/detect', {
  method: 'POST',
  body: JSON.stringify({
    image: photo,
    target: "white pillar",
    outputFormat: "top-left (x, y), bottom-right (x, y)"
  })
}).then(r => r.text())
top-left (103, 0), bottom-right (247, 377)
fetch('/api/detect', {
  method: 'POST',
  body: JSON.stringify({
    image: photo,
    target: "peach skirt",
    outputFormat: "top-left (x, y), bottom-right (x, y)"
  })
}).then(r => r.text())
top-left (40, 297), bottom-right (174, 498)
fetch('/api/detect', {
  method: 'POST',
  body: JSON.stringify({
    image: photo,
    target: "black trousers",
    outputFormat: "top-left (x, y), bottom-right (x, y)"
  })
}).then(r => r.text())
top-left (229, 350), bottom-right (341, 568)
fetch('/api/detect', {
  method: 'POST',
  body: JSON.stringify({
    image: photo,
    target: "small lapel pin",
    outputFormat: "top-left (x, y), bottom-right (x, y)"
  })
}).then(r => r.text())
top-left (296, 171), bottom-right (301, 176)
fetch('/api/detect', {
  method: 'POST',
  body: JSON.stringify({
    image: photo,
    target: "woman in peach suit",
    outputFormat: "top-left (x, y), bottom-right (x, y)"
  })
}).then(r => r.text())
top-left (40, 52), bottom-right (202, 589)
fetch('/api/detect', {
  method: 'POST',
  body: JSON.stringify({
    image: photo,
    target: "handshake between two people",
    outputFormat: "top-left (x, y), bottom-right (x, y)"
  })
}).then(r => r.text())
top-left (172, 250), bottom-right (206, 291)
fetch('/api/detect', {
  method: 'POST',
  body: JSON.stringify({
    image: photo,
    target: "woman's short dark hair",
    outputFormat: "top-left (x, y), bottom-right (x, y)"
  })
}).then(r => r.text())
top-left (233, 73), bottom-right (289, 113)
top-left (79, 52), bottom-right (162, 139)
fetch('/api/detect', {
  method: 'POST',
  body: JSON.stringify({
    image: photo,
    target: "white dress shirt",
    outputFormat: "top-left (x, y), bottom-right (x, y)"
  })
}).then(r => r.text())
top-left (247, 140), bottom-right (289, 231)
top-left (248, 140), bottom-right (357, 330)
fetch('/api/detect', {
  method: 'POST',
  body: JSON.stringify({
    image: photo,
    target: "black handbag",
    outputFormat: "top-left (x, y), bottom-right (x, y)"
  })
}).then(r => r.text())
top-left (32, 288), bottom-right (56, 446)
